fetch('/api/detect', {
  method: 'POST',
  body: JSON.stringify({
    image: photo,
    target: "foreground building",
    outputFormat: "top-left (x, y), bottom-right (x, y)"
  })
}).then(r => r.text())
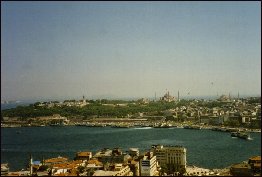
top-left (93, 148), bottom-right (130, 164)
top-left (140, 152), bottom-right (158, 176)
top-left (151, 145), bottom-right (186, 173)
top-left (93, 163), bottom-right (132, 176)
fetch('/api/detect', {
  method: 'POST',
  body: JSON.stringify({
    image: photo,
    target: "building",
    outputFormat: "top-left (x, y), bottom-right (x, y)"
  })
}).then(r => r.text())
top-left (230, 163), bottom-right (253, 176)
top-left (151, 145), bottom-right (186, 173)
top-left (93, 148), bottom-right (130, 164)
top-left (43, 156), bottom-right (69, 166)
top-left (140, 152), bottom-right (157, 176)
top-left (217, 95), bottom-right (231, 102)
top-left (248, 156), bottom-right (261, 173)
top-left (50, 160), bottom-right (85, 176)
top-left (200, 115), bottom-right (210, 124)
top-left (128, 159), bottom-right (140, 176)
top-left (93, 163), bottom-right (132, 176)
top-left (1, 164), bottom-right (9, 175)
top-left (209, 116), bottom-right (224, 125)
top-left (137, 98), bottom-right (150, 104)
top-left (75, 151), bottom-right (92, 161)
top-left (129, 148), bottom-right (139, 157)
top-left (160, 91), bottom-right (176, 102)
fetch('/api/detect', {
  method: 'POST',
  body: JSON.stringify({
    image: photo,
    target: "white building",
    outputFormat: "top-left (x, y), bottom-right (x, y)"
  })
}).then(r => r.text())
top-left (129, 148), bottom-right (139, 157)
top-left (140, 152), bottom-right (157, 176)
top-left (151, 145), bottom-right (186, 172)
top-left (92, 164), bottom-right (132, 176)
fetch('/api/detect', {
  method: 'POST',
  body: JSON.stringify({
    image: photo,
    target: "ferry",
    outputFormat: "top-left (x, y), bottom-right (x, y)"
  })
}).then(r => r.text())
top-left (231, 131), bottom-right (251, 140)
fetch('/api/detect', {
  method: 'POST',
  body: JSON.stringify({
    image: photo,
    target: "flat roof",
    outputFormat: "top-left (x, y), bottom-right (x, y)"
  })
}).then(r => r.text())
top-left (77, 151), bottom-right (91, 157)
top-left (249, 156), bottom-right (261, 161)
top-left (93, 170), bottom-right (117, 176)
top-left (44, 157), bottom-right (68, 163)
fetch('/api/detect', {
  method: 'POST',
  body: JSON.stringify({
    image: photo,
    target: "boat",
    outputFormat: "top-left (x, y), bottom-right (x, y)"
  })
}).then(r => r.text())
top-left (238, 132), bottom-right (251, 140)
top-left (231, 132), bottom-right (238, 137)
top-left (93, 123), bottom-right (106, 127)
top-left (183, 125), bottom-right (191, 129)
top-left (212, 127), bottom-right (229, 132)
top-left (184, 125), bottom-right (202, 130)
top-left (111, 124), bottom-right (130, 128)
top-left (231, 131), bottom-right (251, 140)
top-left (175, 125), bottom-right (184, 128)
top-left (50, 122), bottom-right (65, 126)
top-left (83, 123), bottom-right (95, 127)
top-left (153, 123), bottom-right (173, 128)
top-left (16, 131), bottom-right (22, 134)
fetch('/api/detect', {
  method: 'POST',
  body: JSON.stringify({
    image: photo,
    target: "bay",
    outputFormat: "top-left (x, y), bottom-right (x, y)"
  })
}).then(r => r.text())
top-left (1, 126), bottom-right (261, 171)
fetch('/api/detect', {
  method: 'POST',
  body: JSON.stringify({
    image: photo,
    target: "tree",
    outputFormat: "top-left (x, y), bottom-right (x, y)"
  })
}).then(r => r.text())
top-left (179, 167), bottom-right (186, 176)
top-left (160, 164), bottom-right (168, 175)
top-left (77, 166), bottom-right (85, 173)
top-left (38, 165), bottom-right (49, 171)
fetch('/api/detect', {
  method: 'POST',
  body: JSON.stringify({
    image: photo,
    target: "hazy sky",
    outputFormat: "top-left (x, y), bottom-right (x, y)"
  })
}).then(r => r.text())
top-left (1, 2), bottom-right (261, 101)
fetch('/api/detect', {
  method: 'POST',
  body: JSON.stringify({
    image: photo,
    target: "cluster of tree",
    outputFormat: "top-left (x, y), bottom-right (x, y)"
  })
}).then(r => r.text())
top-left (160, 164), bottom-right (186, 175)
top-left (197, 101), bottom-right (224, 108)
top-left (1, 100), bottom-right (177, 119)
top-left (247, 97), bottom-right (261, 104)
top-left (3, 99), bottom-right (258, 120)
top-left (223, 119), bottom-right (241, 127)
top-left (1, 105), bottom-right (56, 119)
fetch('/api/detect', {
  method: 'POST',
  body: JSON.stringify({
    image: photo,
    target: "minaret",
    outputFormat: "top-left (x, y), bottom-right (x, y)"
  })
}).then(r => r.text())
top-left (30, 154), bottom-right (33, 176)
top-left (178, 90), bottom-right (180, 102)
top-left (238, 92), bottom-right (239, 100)
top-left (155, 92), bottom-right (156, 102)
top-left (42, 156), bottom-right (45, 165)
top-left (83, 95), bottom-right (86, 104)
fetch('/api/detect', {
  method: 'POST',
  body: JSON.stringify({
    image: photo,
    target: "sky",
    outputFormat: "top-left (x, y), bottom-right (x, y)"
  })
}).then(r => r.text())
top-left (1, 1), bottom-right (261, 101)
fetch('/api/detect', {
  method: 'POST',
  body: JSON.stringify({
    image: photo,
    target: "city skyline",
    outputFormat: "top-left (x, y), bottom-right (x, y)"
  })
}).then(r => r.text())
top-left (1, 1), bottom-right (261, 101)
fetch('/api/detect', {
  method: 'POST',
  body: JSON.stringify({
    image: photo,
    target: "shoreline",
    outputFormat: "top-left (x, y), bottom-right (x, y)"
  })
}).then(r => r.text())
top-left (1, 123), bottom-right (261, 133)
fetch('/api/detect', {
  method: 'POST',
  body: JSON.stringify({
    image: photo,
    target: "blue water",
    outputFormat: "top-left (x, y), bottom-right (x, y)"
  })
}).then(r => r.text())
top-left (1, 126), bottom-right (261, 171)
top-left (1, 102), bottom-right (32, 110)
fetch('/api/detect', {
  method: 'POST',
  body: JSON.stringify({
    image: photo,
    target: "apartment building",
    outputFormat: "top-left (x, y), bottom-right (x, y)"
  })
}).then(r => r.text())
top-left (140, 152), bottom-right (158, 176)
top-left (151, 145), bottom-right (186, 172)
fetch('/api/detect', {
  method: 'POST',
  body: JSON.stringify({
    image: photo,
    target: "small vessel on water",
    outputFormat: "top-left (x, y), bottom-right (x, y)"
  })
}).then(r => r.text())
top-left (111, 124), bottom-right (131, 128)
top-left (153, 123), bottom-right (174, 128)
top-left (16, 130), bottom-right (22, 134)
top-left (231, 131), bottom-right (251, 140)
top-left (183, 125), bottom-right (202, 130)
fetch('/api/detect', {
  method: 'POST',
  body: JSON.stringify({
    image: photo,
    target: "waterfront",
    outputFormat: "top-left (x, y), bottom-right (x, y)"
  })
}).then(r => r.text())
top-left (1, 126), bottom-right (261, 171)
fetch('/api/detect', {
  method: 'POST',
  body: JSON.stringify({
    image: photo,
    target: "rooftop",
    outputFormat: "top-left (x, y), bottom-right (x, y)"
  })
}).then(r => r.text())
top-left (76, 151), bottom-right (91, 157)
top-left (44, 156), bottom-right (68, 164)
top-left (249, 156), bottom-right (261, 161)
top-left (93, 170), bottom-right (117, 176)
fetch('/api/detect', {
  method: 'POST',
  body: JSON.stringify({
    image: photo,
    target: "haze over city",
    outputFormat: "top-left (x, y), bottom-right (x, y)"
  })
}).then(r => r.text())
top-left (1, 1), bottom-right (261, 102)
